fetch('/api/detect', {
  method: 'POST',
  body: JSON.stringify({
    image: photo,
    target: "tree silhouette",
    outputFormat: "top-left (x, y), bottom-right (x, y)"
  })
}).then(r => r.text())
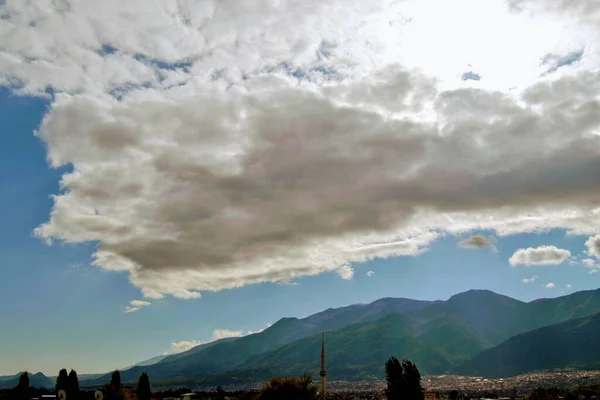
top-left (103, 370), bottom-right (124, 400)
top-left (14, 372), bottom-right (29, 400)
top-left (213, 386), bottom-right (226, 400)
top-left (384, 357), bottom-right (424, 400)
top-left (256, 375), bottom-right (318, 400)
top-left (136, 373), bottom-right (151, 400)
top-left (56, 368), bottom-right (69, 394)
top-left (68, 369), bottom-right (79, 400)
top-left (111, 370), bottom-right (121, 389)
top-left (17, 372), bottom-right (29, 390)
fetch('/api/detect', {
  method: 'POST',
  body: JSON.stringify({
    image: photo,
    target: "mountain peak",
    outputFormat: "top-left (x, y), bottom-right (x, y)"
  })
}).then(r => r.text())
top-left (448, 289), bottom-right (524, 304)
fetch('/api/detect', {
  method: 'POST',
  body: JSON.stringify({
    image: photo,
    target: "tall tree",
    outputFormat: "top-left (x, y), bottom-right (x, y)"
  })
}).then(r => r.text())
top-left (68, 369), bottom-right (79, 400)
top-left (13, 371), bottom-right (29, 400)
top-left (136, 373), bottom-right (151, 400)
top-left (56, 368), bottom-right (69, 394)
top-left (402, 359), bottom-right (424, 400)
top-left (384, 357), bottom-right (424, 400)
top-left (111, 370), bottom-right (121, 389)
top-left (107, 370), bottom-right (124, 400)
top-left (17, 372), bottom-right (29, 390)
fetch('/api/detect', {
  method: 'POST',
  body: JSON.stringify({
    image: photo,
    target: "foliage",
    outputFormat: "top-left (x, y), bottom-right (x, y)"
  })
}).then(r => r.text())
top-left (103, 370), bottom-right (124, 400)
top-left (136, 373), bottom-right (151, 400)
top-left (213, 386), bottom-right (226, 400)
top-left (56, 369), bottom-right (69, 394)
top-left (17, 372), bottom-right (28, 391)
top-left (384, 357), bottom-right (423, 400)
top-left (12, 372), bottom-right (30, 400)
top-left (68, 369), bottom-right (80, 400)
top-left (256, 375), bottom-right (318, 400)
top-left (526, 384), bottom-right (600, 400)
top-left (111, 370), bottom-right (121, 389)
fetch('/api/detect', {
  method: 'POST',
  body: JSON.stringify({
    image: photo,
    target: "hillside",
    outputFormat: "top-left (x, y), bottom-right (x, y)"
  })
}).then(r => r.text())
top-left (86, 297), bottom-right (438, 384)
top-left (455, 312), bottom-right (600, 378)
top-left (243, 312), bottom-right (487, 379)
top-left (81, 288), bottom-right (600, 386)
top-left (0, 372), bottom-right (54, 389)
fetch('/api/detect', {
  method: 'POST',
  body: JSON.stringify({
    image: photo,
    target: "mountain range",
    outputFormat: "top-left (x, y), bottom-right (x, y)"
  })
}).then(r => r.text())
top-left (5, 288), bottom-right (600, 388)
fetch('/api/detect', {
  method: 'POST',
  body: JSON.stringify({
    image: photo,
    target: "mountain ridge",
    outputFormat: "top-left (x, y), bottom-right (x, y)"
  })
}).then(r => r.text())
top-left (77, 287), bottom-right (600, 386)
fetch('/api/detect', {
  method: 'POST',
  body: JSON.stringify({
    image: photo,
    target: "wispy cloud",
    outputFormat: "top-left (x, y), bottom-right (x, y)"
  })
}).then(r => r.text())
top-left (545, 282), bottom-right (556, 289)
top-left (164, 323), bottom-right (272, 354)
top-left (124, 300), bottom-right (151, 313)
top-left (522, 275), bottom-right (539, 284)
top-left (163, 340), bottom-right (203, 355)
top-left (366, 270), bottom-right (375, 277)
top-left (541, 49), bottom-right (584, 74)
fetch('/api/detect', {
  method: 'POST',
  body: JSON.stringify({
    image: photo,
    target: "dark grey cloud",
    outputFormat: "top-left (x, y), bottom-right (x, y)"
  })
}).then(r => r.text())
top-left (32, 66), bottom-right (600, 298)
top-left (459, 235), bottom-right (495, 249)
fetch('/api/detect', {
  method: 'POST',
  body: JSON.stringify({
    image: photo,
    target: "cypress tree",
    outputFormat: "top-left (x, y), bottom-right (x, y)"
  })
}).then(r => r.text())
top-left (68, 369), bottom-right (79, 400)
top-left (136, 373), bottom-right (151, 400)
top-left (56, 368), bottom-right (69, 394)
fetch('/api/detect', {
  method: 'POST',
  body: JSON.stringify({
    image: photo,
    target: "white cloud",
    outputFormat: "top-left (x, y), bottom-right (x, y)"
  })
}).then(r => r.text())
top-left (566, 284), bottom-right (572, 289)
top-left (124, 299), bottom-right (151, 313)
top-left (247, 323), bottom-right (272, 335)
top-left (522, 275), bottom-right (539, 284)
top-left (164, 323), bottom-right (272, 354)
top-left (164, 340), bottom-right (203, 355)
top-left (545, 282), bottom-right (556, 288)
top-left (337, 265), bottom-right (355, 280)
top-left (582, 257), bottom-right (600, 274)
top-left (1, 0), bottom-right (599, 300)
top-left (509, 246), bottom-right (572, 266)
top-left (366, 270), bottom-right (375, 277)
top-left (211, 329), bottom-right (244, 340)
top-left (583, 258), bottom-right (596, 267)
top-left (585, 235), bottom-right (600, 258)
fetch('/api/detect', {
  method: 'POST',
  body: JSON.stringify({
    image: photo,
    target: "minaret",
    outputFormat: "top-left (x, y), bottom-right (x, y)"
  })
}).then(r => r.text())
top-left (320, 332), bottom-right (327, 395)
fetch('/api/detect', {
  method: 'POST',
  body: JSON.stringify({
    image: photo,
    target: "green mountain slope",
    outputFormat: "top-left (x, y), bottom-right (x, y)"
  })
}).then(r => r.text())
top-left (82, 288), bottom-right (600, 386)
top-left (243, 312), bottom-right (487, 380)
top-left (88, 297), bottom-right (437, 384)
top-left (455, 312), bottom-right (600, 378)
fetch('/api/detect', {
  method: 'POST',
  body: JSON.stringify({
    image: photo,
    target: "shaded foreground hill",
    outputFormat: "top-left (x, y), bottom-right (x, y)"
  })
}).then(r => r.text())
top-left (0, 372), bottom-right (53, 389)
top-left (82, 288), bottom-right (600, 386)
top-left (455, 311), bottom-right (600, 378)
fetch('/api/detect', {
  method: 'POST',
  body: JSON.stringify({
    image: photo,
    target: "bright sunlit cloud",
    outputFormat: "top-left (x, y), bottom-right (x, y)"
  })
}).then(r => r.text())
top-left (1, 0), bottom-right (599, 300)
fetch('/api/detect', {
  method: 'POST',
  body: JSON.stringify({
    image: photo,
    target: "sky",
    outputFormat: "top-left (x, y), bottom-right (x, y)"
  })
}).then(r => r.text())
top-left (0, 0), bottom-right (600, 376)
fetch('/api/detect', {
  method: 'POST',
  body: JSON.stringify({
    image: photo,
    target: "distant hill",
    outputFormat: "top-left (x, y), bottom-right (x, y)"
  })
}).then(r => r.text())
top-left (78, 288), bottom-right (600, 386)
top-left (123, 354), bottom-right (167, 370)
top-left (455, 312), bottom-right (600, 378)
top-left (0, 372), bottom-right (54, 389)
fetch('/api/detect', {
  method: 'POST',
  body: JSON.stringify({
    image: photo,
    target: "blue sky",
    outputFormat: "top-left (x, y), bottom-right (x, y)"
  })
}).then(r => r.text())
top-left (1, 0), bottom-right (600, 378)
top-left (0, 86), bottom-right (596, 374)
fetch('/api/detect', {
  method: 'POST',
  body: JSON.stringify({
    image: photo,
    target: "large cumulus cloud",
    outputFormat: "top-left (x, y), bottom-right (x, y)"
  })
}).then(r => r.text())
top-left (1, 0), bottom-right (599, 300)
